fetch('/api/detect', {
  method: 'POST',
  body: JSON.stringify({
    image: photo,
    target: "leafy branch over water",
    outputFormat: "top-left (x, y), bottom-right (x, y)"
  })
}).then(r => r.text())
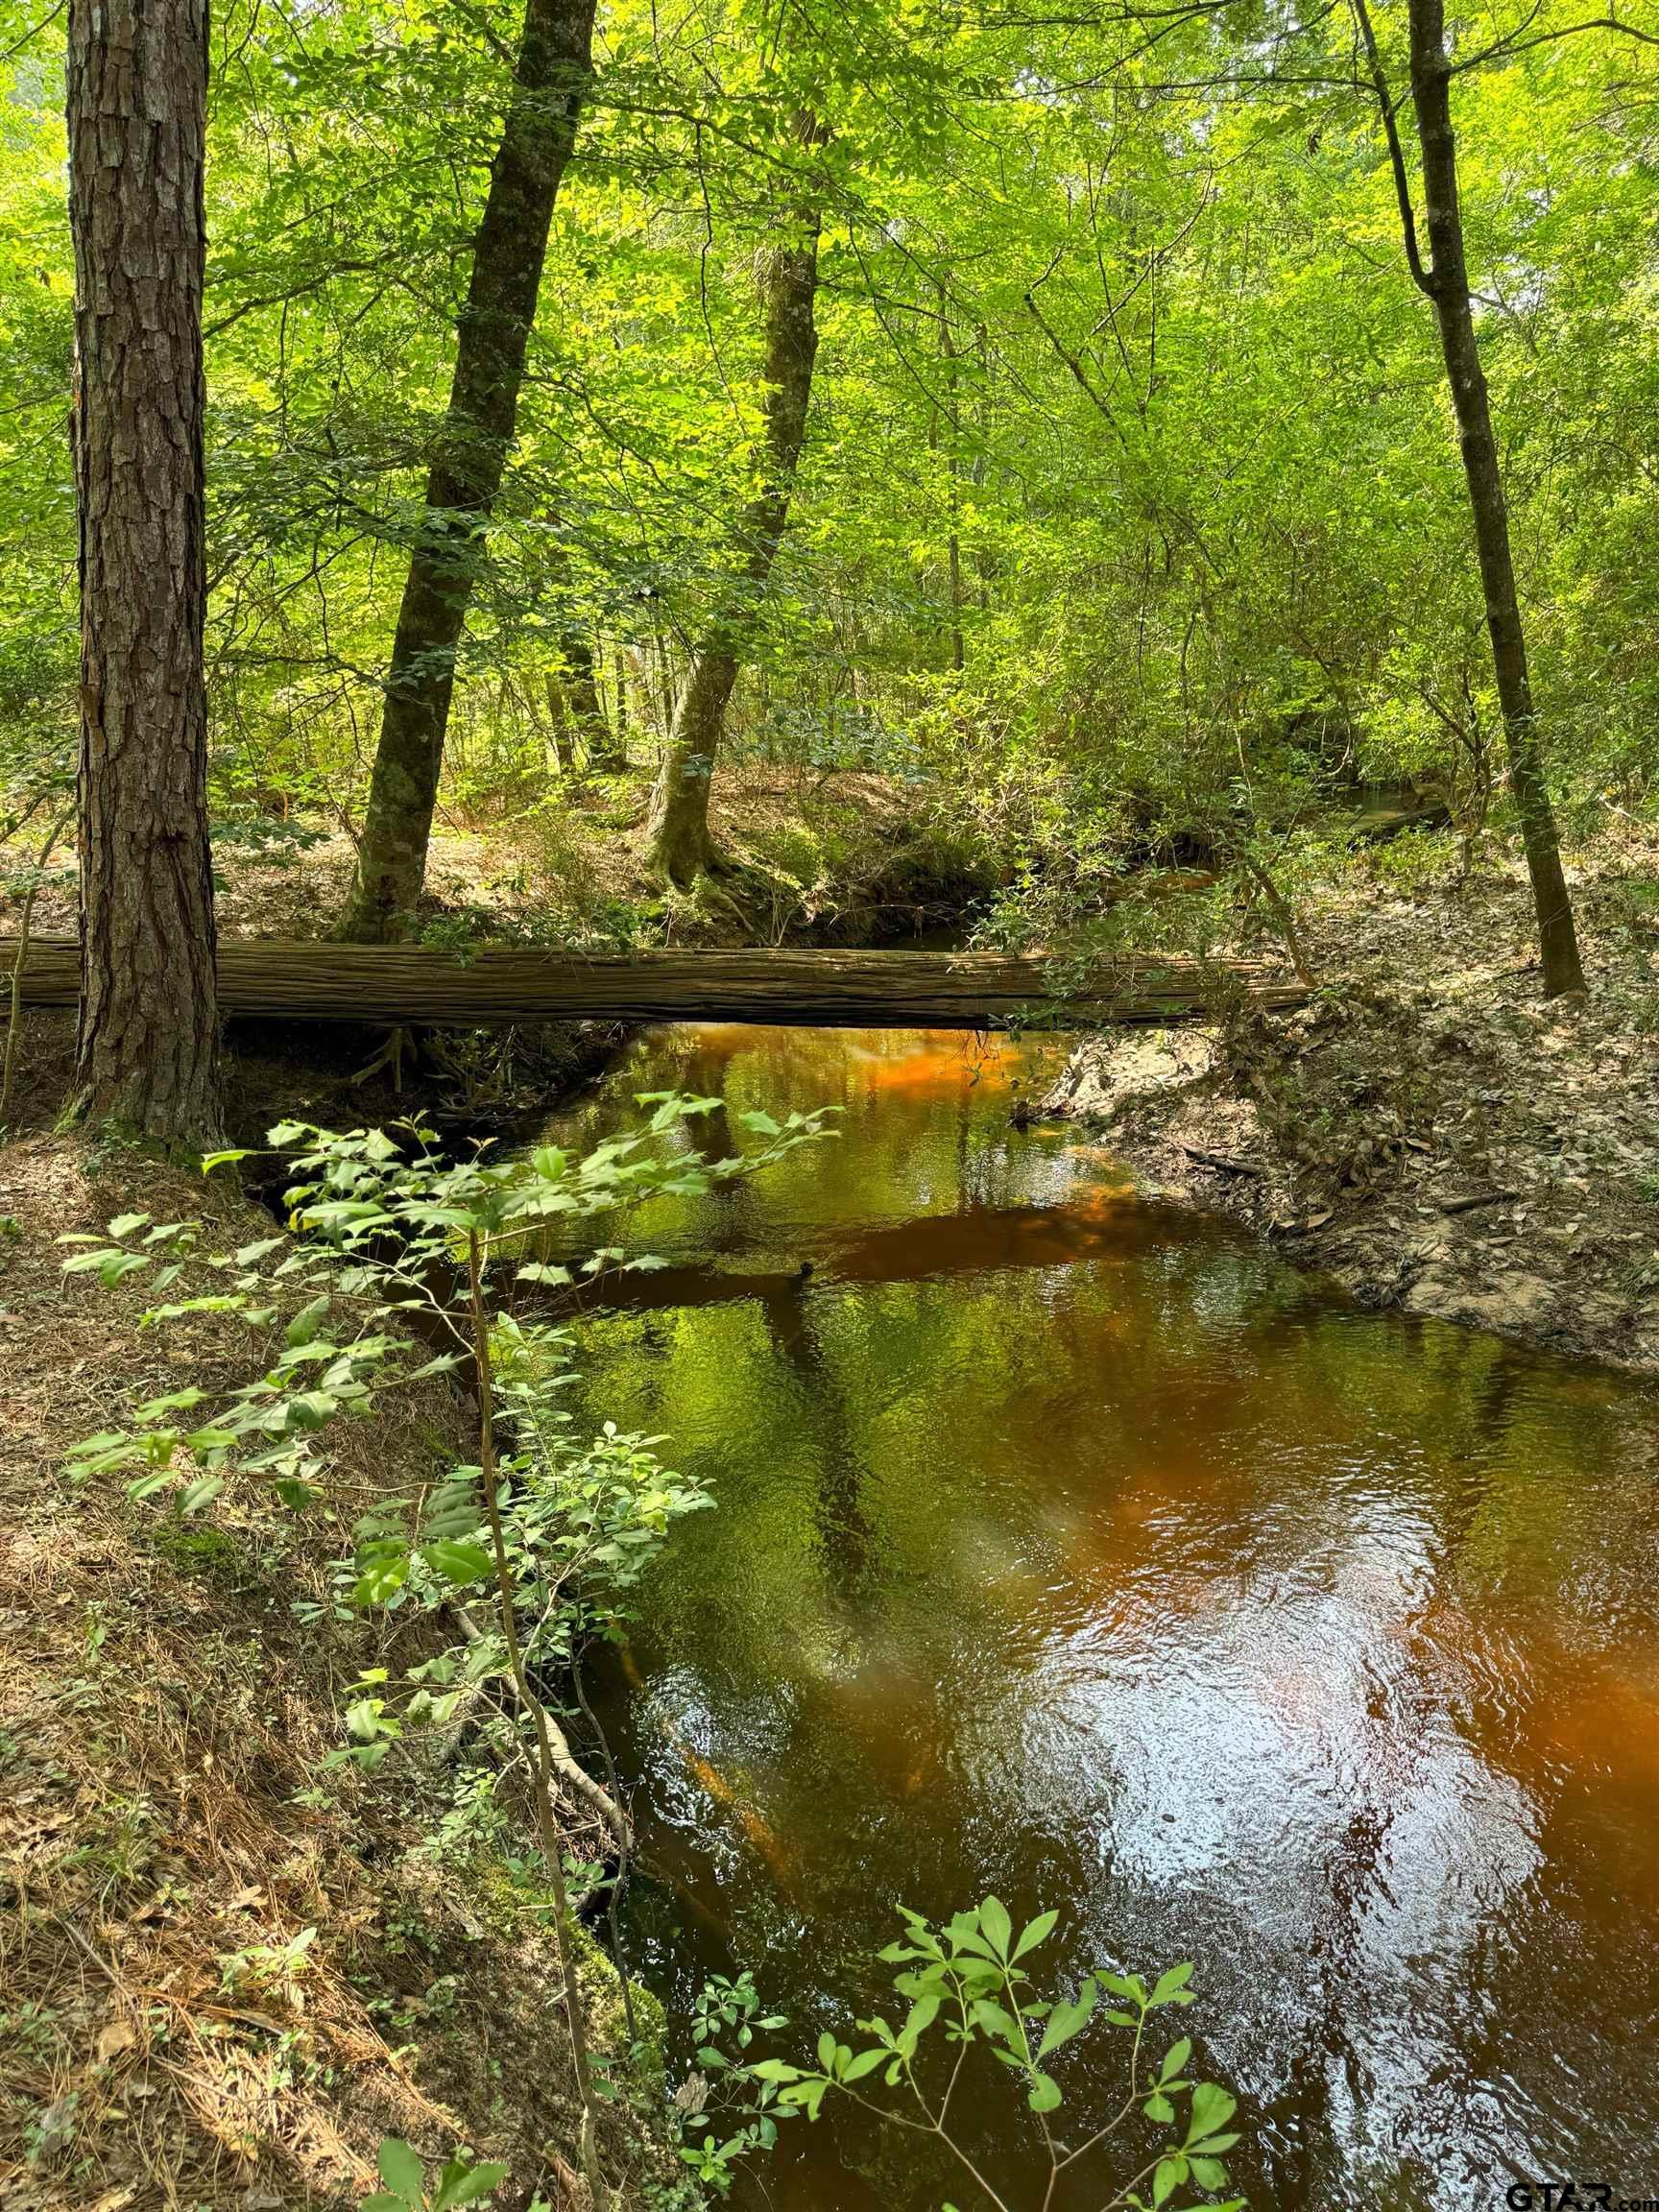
top-left (689, 1898), bottom-right (1244, 2211)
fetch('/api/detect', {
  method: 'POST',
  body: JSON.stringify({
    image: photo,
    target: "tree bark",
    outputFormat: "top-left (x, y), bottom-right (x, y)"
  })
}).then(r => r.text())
top-left (340, 0), bottom-right (596, 942)
top-left (67, 0), bottom-right (220, 1142)
top-left (1405, 0), bottom-right (1584, 996)
top-left (645, 124), bottom-right (823, 887)
top-left (547, 627), bottom-right (623, 770)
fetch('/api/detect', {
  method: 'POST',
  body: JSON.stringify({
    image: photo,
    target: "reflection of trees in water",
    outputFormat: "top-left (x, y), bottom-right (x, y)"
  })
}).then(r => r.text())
top-left (759, 1276), bottom-right (879, 1633)
top-left (548, 1026), bottom-right (1659, 2212)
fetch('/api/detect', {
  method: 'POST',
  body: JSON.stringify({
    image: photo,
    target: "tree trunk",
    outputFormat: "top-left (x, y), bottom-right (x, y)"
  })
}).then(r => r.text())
top-left (939, 283), bottom-right (965, 672)
top-left (645, 123), bottom-right (823, 887)
top-left (66, 0), bottom-right (220, 1142)
top-left (340, 0), bottom-right (596, 942)
top-left (1407, 0), bottom-right (1584, 997)
top-left (548, 628), bottom-right (623, 770)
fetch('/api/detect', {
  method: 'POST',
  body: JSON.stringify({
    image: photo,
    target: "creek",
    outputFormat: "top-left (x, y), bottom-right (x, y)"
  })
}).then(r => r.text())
top-left (538, 1022), bottom-right (1659, 2211)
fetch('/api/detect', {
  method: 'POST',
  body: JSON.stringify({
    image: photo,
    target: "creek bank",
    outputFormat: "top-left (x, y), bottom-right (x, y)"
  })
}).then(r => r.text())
top-left (1042, 830), bottom-right (1659, 1374)
top-left (0, 1132), bottom-right (678, 2208)
top-left (14, 766), bottom-right (998, 955)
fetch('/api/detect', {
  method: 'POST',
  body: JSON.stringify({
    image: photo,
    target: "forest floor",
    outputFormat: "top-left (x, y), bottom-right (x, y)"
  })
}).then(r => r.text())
top-left (0, 1125), bottom-right (680, 2209)
top-left (13, 763), bottom-right (995, 954)
top-left (1044, 818), bottom-right (1659, 1376)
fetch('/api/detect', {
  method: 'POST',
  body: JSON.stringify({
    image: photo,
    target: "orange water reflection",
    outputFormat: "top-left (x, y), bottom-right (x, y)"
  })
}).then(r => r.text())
top-left (548, 1025), bottom-right (1659, 2211)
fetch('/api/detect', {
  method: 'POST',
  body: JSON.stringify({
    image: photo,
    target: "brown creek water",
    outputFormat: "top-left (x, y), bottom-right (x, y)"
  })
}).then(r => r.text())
top-left (541, 1022), bottom-right (1659, 2212)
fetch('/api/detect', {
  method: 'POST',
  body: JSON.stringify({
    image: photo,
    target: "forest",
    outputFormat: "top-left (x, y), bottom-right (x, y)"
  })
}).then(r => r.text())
top-left (4, 0), bottom-right (1659, 2206)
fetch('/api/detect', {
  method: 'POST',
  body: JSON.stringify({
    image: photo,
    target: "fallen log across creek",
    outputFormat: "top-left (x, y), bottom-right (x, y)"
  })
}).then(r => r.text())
top-left (3, 935), bottom-right (1309, 1031)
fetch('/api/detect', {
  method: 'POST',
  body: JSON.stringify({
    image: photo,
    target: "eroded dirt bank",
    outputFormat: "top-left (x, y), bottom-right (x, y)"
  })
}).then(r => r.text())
top-left (1043, 830), bottom-right (1659, 1374)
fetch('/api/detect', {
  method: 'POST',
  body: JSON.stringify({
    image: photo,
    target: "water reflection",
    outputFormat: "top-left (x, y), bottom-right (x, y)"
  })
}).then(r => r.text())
top-left (541, 1025), bottom-right (1659, 2210)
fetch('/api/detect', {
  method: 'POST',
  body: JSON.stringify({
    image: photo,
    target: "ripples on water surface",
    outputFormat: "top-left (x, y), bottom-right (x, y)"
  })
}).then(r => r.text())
top-left (541, 1023), bottom-right (1659, 2211)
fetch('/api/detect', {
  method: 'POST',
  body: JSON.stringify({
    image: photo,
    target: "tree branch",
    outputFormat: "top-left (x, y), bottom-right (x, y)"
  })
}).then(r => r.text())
top-left (1350, 0), bottom-right (1437, 297)
top-left (1448, 9), bottom-right (1659, 72)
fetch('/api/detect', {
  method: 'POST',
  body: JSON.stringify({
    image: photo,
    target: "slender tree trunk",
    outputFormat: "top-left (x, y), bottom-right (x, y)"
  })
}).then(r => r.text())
top-left (340, 0), bottom-right (596, 941)
top-left (613, 637), bottom-right (631, 754)
top-left (939, 282), bottom-right (965, 672)
top-left (1406, 0), bottom-right (1584, 996)
top-left (532, 520), bottom-right (620, 771)
top-left (548, 627), bottom-right (623, 769)
top-left (66, 0), bottom-right (220, 1142)
top-left (645, 124), bottom-right (823, 887)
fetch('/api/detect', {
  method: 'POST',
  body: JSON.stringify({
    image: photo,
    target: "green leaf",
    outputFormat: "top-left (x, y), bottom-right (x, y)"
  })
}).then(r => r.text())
top-left (202, 1149), bottom-right (252, 1175)
top-left (1190, 2156), bottom-right (1229, 2190)
top-left (1143, 2092), bottom-right (1175, 2124)
top-left (978, 1895), bottom-right (1012, 1959)
top-left (1186, 2083), bottom-right (1237, 2145)
top-left (67, 1430), bottom-right (128, 1459)
top-left (897, 1989), bottom-right (939, 2055)
top-left (1152, 2154), bottom-right (1187, 2207)
top-left (842, 2048), bottom-right (885, 2081)
top-left (62, 1247), bottom-right (144, 1280)
top-left (971, 1999), bottom-right (1020, 2043)
top-left (1097, 1971), bottom-right (1147, 2004)
top-left (282, 1298), bottom-right (330, 1352)
top-left (282, 1390), bottom-right (339, 1431)
top-left (1158, 2037), bottom-right (1192, 2085)
top-left (1027, 2071), bottom-right (1062, 2113)
top-left (184, 1427), bottom-right (237, 1455)
top-left (433, 2156), bottom-right (508, 2210)
top-left (108, 1213), bottom-right (150, 1239)
top-left (1151, 1962), bottom-right (1195, 2008)
top-left (179, 1476), bottom-right (226, 1516)
top-left (376, 2137), bottom-right (425, 2205)
top-left (133, 1387), bottom-right (206, 1418)
top-left (1036, 1984), bottom-right (1096, 2058)
top-left (353, 1555), bottom-right (411, 1606)
top-left (422, 1538), bottom-right (492, 1588)
top-left (1013, 1908), bottom-right (1059, 1959)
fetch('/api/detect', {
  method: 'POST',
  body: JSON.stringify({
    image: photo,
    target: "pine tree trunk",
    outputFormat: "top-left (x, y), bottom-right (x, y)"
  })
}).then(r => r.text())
top-left (67, 0), bottom-right (220, 1142)
top-left (645, 124), bottom-right (823, 886)
top-left (340, 0), bottom-right (596, 942)
top-left (1407, 0), bottom-right (1584, 997)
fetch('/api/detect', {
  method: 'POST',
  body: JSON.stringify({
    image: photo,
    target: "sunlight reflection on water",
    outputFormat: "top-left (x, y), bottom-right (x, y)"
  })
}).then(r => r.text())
top-left (542, 1023), bottom-right (1659, 2211)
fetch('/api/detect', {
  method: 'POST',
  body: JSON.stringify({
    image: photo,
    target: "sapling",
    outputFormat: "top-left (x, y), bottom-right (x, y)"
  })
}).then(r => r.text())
top-left (61, 1098), bottom-right (832, 2206)
top-left (692, 1898), bottom-right (1245, 2211)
